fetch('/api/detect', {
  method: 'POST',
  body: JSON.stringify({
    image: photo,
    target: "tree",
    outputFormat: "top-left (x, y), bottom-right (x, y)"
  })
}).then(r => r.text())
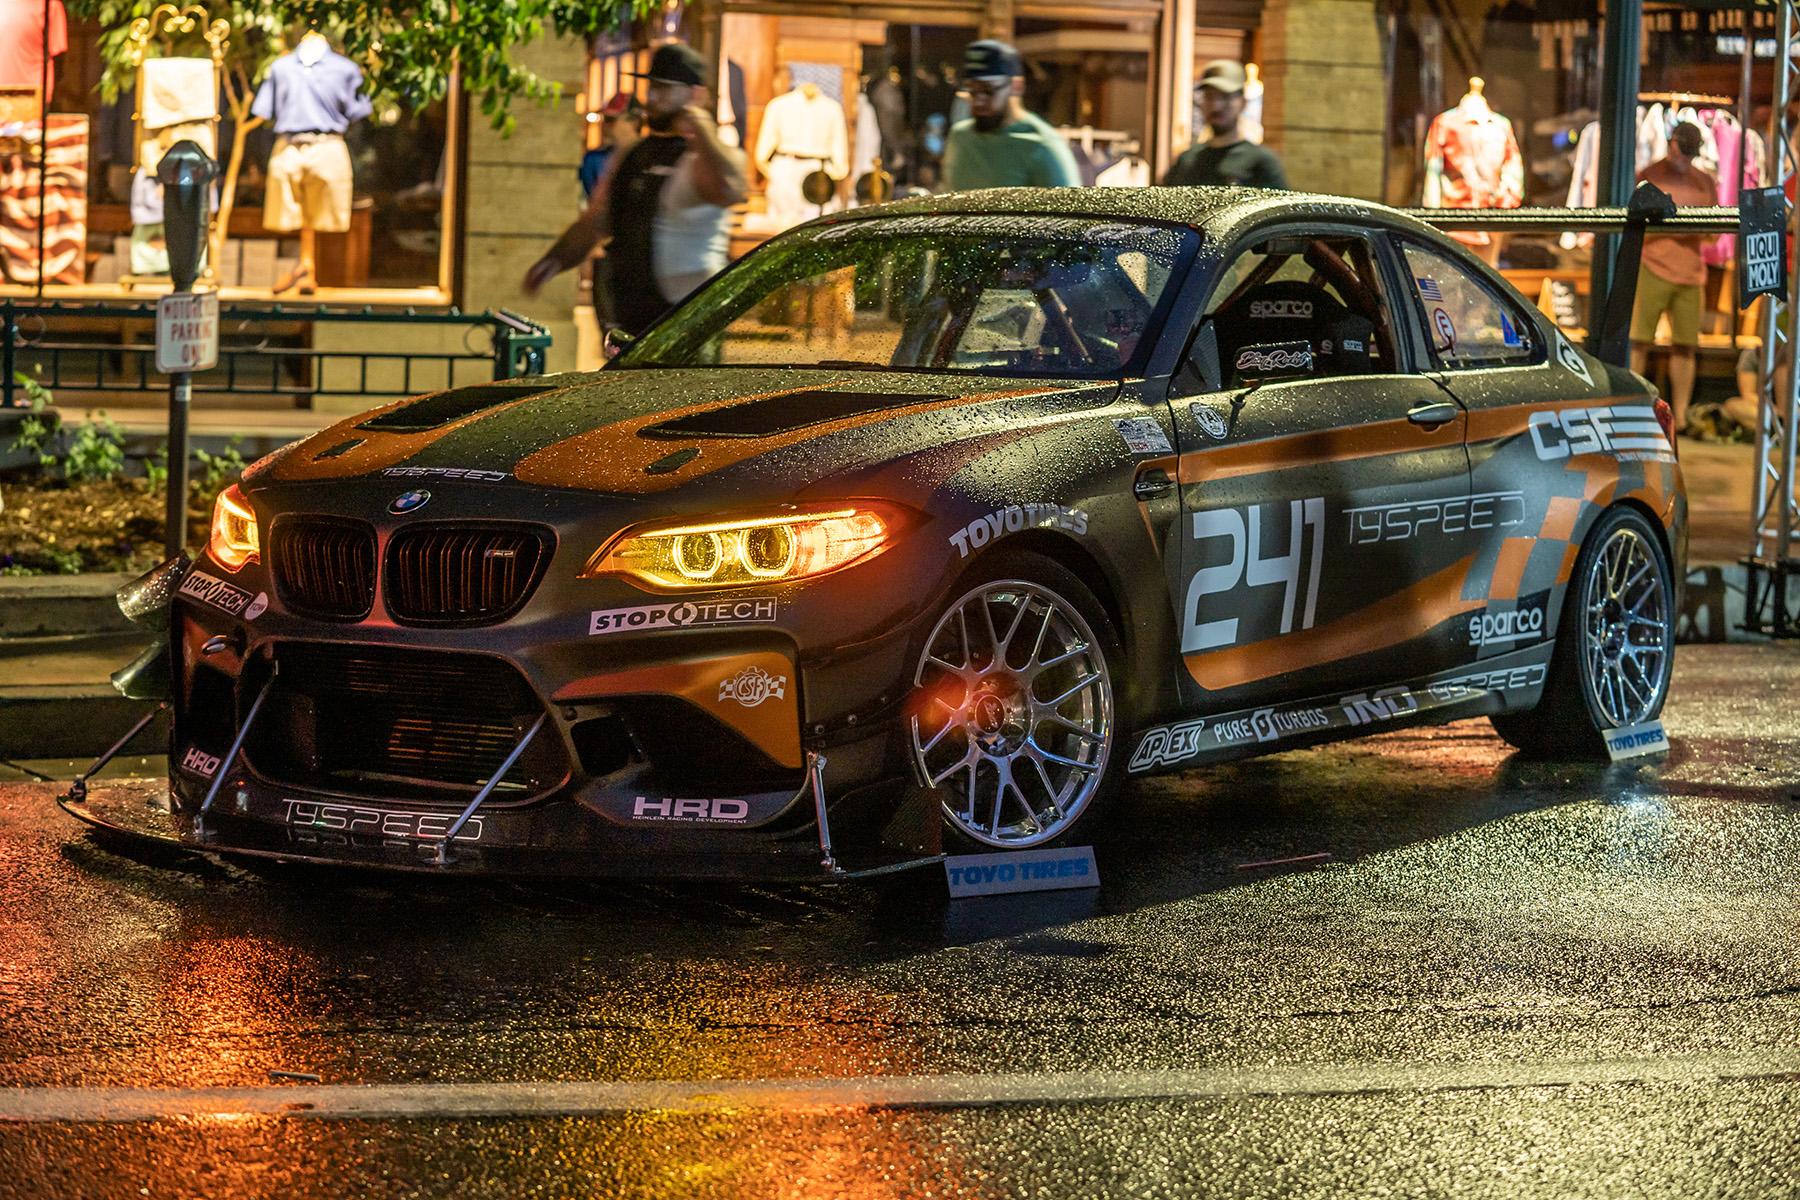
top-left (68, 0), bottom-right (650, 282)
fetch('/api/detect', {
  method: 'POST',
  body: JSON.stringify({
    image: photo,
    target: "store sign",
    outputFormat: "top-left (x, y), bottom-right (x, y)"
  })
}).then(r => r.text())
top-left (155, 290), bottom-right (219, 374)
top-left (1738, 187), bottom-right (1787, 308)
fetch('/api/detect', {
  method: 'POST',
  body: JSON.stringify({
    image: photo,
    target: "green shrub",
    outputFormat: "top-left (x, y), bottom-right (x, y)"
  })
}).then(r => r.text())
top-left (63, 411), bottom-right (127, 483)
top-left (193, 437), bottom-right (247, 499)
top-left (8, 372), bottom-right (57, 471)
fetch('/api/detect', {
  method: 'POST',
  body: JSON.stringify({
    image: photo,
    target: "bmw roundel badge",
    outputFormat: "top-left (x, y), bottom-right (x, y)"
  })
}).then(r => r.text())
top-left (389, 489), bottom-right (431, 515)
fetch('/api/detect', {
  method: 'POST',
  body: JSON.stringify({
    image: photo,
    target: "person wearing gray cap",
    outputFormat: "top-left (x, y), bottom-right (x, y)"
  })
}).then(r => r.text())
top-left (942, 39), bottom-right (1081, 191)
top-left (1162, 60), bottom-right (1287, 189)
top-left (524, 42), bottom-right (747, 337)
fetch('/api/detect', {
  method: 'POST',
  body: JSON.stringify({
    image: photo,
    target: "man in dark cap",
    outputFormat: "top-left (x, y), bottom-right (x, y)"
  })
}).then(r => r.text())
top-left (1162, 60), bottom-right (1287, 189)
top-left (524, 42), bottom-right (747, 337)
top-left (942, 39), bottom-right (1080, 191)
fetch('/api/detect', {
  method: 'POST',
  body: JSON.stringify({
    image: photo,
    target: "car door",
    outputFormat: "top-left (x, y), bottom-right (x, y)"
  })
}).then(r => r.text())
top-left (1165, 223), bottom-right (1477, 724)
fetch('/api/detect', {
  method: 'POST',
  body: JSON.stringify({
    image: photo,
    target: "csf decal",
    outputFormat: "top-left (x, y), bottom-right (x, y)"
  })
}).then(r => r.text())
top-left (1530, 403), bottom-right (1673, 464)
top-left (1128, 718), bottom-right (1208, 772)
top-left (178, 570), bottom-right (254, 616)
top-left (948, 504), bottom-right (1088, 558)
top-left (1182, 498), bottom-right (1326, 652)
top-left (718, 665), bottom-right (787, 708)
top-left (1556, 333), bottom-right (1596, 388)
top-left (589, 597), bottom-right (777, 636)
top-left (179, 746), bottom-right (221, 777)
top-left (630, 796), bottom-right (751, 825)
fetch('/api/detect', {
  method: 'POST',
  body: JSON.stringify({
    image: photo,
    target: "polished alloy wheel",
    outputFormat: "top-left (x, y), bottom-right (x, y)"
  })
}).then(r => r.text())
top-left (1581, 525), bottom-right (1670, 727)
top-left (909, 579), bottom-right (1113, 848)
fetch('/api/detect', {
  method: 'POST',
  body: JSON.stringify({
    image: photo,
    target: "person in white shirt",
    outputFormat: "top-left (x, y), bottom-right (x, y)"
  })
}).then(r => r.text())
top-left (754, 75), bottom-right (850, 229)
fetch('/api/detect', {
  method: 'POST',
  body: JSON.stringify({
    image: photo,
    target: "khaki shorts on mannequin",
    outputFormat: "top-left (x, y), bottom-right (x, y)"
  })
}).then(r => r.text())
top-left (264, 134), bottom-right (352, 233)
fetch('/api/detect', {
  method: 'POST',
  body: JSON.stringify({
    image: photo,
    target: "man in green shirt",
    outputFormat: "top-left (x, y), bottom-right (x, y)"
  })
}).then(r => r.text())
top-left (942, 40), bottom-right (1081, 191)
top-left (1163, 60), bottom-right (1288, 189)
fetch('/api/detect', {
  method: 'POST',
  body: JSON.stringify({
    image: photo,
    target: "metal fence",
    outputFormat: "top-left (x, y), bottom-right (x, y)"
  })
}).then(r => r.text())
top-left (2, 299), bottom-right (551, 409)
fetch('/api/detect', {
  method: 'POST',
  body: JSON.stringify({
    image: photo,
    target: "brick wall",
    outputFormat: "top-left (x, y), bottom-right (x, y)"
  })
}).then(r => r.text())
top-left (1260, 0), bottom-right (1386, 200)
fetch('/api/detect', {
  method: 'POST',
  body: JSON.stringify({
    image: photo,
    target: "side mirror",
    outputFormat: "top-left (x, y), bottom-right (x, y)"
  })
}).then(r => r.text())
top-left (1171, 321), bottom-right (1223, 397)
top-left (1231, 340), bottom-right (1314, 384)
top-left (603, 326), bottom-right (637, 360)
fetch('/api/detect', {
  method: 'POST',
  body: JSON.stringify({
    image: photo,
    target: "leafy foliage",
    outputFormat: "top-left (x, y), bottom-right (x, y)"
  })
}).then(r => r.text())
top-left (64, 411), bottom-right (129, 483)
top-left (192, 437), bottom-right (247, 496)
top-left (8, 373), bottom-right (57, 470)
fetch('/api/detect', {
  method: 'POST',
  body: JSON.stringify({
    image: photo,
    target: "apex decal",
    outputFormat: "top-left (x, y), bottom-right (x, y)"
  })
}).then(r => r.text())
top-left (589, 597), bottom-right (777, 636)
top-left (718, 666), bottom-right (787, 708)
top-left (948, 503), bottom-right (1088, 558)
top-left (1128, 719), bottom-right (1207, 772)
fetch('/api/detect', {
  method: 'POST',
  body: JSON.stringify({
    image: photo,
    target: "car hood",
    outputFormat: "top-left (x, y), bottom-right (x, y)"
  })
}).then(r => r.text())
top-left (247, 368), bottom-right (1116, 502)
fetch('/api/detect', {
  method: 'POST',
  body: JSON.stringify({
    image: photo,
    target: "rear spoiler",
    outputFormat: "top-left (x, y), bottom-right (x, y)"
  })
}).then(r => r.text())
top-left (1402, 183), bottom-right (1745, 367)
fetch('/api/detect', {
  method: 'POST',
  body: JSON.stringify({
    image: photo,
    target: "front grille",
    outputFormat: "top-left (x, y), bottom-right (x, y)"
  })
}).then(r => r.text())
top-left (385, 524), bottom-right (551, 626)
top-left (270, 518), bottom-right (376, 620)
top-left (249, 643), bottom-right (565, 801)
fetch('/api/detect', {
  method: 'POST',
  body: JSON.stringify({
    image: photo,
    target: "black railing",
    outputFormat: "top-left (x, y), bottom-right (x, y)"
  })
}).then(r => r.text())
top-left (2, 299), bottom-right (552, 409)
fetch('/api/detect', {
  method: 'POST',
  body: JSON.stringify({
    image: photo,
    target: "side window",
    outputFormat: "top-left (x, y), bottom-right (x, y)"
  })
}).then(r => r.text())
top-left (1399, 241), bottom-right (1539, 369)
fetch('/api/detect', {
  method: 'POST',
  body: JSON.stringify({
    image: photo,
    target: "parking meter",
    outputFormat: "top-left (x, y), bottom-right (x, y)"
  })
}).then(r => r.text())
top-left (155, 141), bottom-right (217, 292)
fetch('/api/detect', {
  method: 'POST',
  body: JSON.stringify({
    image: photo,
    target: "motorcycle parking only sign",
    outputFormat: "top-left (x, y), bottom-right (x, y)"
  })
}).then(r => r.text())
top-left (155, 290), bottom-right (219, 373)
top-left (1738, 187), bottom-right (1787, 308)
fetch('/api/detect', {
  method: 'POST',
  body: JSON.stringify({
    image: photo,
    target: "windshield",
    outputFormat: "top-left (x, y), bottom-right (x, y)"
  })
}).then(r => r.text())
top-left (618, 214), bottom-right (1200, 380)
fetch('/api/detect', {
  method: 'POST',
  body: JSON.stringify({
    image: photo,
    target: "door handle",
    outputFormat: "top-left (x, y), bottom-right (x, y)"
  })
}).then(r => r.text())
top-left (1134, 468), bottom-right (1174, 500)
top-left (1407, 399), bottom-right (1459, 429)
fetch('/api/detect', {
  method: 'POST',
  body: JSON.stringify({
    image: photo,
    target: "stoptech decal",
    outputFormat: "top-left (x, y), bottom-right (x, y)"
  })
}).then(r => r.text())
top-left (1127, 719), bottom-right (1207, 772)
top-left (178, 570), bottom-right (253, 616)
top-left (630, 796), bottom-right (751, 825)
top-left (718, 666), bottom-right (786, 708)
top-left (588, 597), bottom-right (777, 636)
top-left (381, 466), bottom-right (510, 482)
top-left (1181, 498), bottom-right (1325, 652)
top-left (1468, 604), bottom-right (1545, 648)
top-left (948, 504), bottom-right (1088, 558)
top-left (1340, 686), bottom-right (1419, 727)
top-left (1345, 491), bottom-right (1525, 545)
top-left (1530, 404), bottom-right (1673, 463)
top-left (179, 746), bottom-right (220, 778)
top-left (1210, 704), bottom-right (1330, 747)
top-left (283, 800), bottom-right (484, 842)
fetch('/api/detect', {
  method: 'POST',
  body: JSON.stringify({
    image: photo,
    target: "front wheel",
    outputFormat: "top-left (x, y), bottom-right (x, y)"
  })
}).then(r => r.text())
top-left (1491, 506), bottom-right (1675, 756)
top-left (907, 555), bottom-right (1122, 850)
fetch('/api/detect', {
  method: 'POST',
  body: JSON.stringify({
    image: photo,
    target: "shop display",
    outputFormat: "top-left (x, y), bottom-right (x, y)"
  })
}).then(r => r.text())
top-left (1421, 78), bottom-right (1524, 255)
top-left (252, 30), bottom-right (371, 294)
top-left (0, 0), bottom-right (68, 107)
top-left (0, 113), bottom-right (87, 285)
top-left (754, 76), bottom-right (849, 230)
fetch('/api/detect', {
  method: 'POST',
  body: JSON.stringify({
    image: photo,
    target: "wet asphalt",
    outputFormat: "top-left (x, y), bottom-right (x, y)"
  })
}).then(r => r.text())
top-left (2, 643), bottom-right (1799, 1198)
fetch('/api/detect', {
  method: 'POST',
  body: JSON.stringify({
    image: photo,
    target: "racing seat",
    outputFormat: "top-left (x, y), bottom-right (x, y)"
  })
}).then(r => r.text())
top-left (1212, 279), bottom-right (1376, 382)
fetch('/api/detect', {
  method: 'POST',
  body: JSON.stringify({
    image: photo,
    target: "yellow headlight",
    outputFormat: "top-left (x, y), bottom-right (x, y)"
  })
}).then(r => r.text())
top-left (207, 483), bottom-right (260, 571)
top-left (583, 504), bottom-right (897, 590)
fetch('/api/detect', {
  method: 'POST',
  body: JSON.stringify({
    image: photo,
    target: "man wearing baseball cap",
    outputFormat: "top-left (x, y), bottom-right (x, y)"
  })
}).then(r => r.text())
top-left (524, 42), bottom-right (747, 337)
top-left (942, 39), bottom-right (1080, 191)
top-left (1162, 60), bottom-right (1287, 189)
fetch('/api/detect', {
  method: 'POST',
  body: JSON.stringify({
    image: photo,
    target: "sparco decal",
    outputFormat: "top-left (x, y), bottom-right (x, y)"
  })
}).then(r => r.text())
top-left (718, 665), bottom-right (787, 707)
top-left (631, 796), bottom-right (751, 824)
top-left (1211, 704), bottom-right (1330, 747)
top-left (283, 799), bottom-right (484, 842)
top-left (589, 597), bottom-right (777, 636)
top-left (948, 504), bottom-right (1088, 558)
top-left (178, 570), bottom-right (253, 616)
top-left (1346, 490), bottom-right (1525, 545)
top-left (381, 466), bottom-right (510, 482)
top-left (1127, 719), bottom-right (1207, 772)
top-left (1182, 497), bottom-right (1326, 652)
top-left (1249, 299), bottom-right (1313, 319)
top-left (1529, 404), bottom-right (1672, 463)
top-left (1341, 686), bottom-right (1420, 727)
top-left (179, 746), bottom-right (220, 777)
top-left (1468, 605), bottom-right (1545, 647)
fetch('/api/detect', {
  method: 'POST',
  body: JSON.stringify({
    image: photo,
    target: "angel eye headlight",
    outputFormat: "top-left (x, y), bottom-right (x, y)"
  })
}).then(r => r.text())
top-left (207, 483), bottom-right (260, 571)
top-left (583, 503), bottom-right (900, 590)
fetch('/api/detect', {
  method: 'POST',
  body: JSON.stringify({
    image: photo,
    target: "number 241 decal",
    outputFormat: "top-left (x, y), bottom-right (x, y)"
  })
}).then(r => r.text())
top-left (1181, 498), bottom-right (1326, 652)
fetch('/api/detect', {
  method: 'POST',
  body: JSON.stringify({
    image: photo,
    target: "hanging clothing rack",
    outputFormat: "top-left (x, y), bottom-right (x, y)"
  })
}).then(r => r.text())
top-left (1638, 91), bottom-right (1733, 106)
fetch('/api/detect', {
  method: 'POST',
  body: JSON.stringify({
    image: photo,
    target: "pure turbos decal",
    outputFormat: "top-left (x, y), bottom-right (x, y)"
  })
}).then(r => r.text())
top-left (948, 504), bottom-right (1088, 559)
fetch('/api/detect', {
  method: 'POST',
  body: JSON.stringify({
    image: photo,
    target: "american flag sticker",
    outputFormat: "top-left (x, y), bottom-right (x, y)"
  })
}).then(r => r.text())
top-left (1417, 277), bottom-right (1443, 301)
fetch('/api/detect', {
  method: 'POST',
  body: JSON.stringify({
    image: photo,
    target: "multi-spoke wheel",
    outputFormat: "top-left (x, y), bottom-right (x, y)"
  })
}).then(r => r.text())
top-left (1492, 506), bottom-right (1675, 756)
top-left (908, 561), bottom-right (1118, 849)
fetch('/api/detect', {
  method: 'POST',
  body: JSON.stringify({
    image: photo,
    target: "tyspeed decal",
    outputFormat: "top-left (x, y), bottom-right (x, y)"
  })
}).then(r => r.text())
top-left (1191, 403), bottom-right (1229, 440)
top-left (178, 570), bottom-right (253, 616)
top-left (1345, 491), bottom-right (1525, 545)
top-left (1115, 418), bottom-right (1172, 455)
top-left (1530, 403), bottom-right (1673, 463)
top-left (718, 666), bottom-right (787, 708)
top-left (1433, 662), bottom-right (1548, 694)
top-left (1127, 718), bottom-right (1207, 772)
top-left (284, 799), bottom-right (484, 842)
top-left (948, 503), bottom-right (1088, 558)
top-left (588, 597), bottom-right (777, 636)
top-left (381, 466), bottom-right (510, 482)
top-left (630, 796), bottom-right (751, 825)
top-left (1555, 333), bottom-right (1596, 387)
top-left (1181, 498), bottom-right (1325, 652)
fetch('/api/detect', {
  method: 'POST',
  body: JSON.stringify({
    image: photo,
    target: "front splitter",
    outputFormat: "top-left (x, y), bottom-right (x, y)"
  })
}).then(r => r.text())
top-left (56, 779), bottom-right (944, 882)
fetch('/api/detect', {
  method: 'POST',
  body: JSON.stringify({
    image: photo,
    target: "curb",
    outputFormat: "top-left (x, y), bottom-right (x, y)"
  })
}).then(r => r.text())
top-left (0, 574), bottom-right (134, 639)
top-left (0, 692), bottom-right (167, 761)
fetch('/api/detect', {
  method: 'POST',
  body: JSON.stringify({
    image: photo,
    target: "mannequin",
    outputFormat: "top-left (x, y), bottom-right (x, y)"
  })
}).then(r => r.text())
top-left (1421, 78), bottom-right (1522, 264)
top-left (754, 72), bottom-right (848, 230)
top-left (1242, 63), bottom-right (1264, 144)
top-left (0, 0), bottom-right (68, 107)
top-left (252, 29), bottom-right (372, 293)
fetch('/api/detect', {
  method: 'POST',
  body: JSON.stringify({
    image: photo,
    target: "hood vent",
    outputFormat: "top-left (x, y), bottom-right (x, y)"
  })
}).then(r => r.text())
top-left (358, 383), bottom-right (560, 433)
top-left (640, 390), bottom-right (940, 440)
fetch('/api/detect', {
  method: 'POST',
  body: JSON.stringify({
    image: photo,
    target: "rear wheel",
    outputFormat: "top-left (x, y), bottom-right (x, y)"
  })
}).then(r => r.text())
top-left (1491, 506), bottom-right (1675, 756)
top-left (907, 555), bottom-right (1121, 850)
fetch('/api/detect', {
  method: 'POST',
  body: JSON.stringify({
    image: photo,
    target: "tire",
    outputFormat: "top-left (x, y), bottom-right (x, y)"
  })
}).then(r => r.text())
top-left (906, 551), bottom-right (1125, 850)
top-left (1490, 506), bottom-right (1676, 757)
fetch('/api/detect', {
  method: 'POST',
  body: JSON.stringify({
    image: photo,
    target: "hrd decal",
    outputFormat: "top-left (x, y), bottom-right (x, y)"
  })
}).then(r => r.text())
top-left (948, 504), bottom-right (1088, 559)
top-left (1181, 498), bottom-right (1326, 652)
top-left (630, 797), bottom-right (751, 824)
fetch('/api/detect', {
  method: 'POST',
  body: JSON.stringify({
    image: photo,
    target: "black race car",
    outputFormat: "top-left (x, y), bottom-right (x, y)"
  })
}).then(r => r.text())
top-left (77, 187), bottom-right (1684, 878)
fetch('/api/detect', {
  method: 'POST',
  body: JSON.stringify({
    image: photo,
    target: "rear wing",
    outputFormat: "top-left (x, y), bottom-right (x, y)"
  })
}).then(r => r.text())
top-left (1402, 183), bottom-right (1754, 367)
